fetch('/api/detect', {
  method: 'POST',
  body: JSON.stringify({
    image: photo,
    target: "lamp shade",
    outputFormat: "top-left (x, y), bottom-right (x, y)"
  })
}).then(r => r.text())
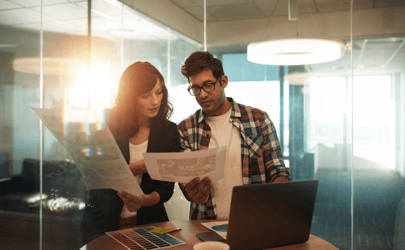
top-left (247, 38), bottom-right (346, 65)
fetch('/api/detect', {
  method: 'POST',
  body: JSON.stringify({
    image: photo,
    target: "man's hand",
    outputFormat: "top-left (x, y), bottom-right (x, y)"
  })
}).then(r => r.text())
top-left (272, 176), bottom-right (290, 183)
top-left (182, 177), bottom-right (212, 204)
top-left (128, 159), bottom-right (147, 176)
top-left (117, 191), bottom-right (145, 212)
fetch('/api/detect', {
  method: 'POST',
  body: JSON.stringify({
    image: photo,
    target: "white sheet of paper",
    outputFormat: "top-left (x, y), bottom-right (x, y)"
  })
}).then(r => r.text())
top-left (32, 107), bottom-right (143, 196)
top-left (201, 221), bottom-right (229, 240)
top-left (143, 146), bottom-right (226, 183)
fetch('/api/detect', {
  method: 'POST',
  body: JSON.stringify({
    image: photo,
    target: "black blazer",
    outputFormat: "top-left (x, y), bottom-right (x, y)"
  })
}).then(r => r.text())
top-left (80, 114), bottom-right (180, 246)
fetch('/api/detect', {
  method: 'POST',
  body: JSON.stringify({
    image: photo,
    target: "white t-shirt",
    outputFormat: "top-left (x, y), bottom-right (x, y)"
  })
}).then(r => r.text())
top-left (120, 140), bottom-right (148, 219)
top-left (205, 108), bottom-right (242, 220)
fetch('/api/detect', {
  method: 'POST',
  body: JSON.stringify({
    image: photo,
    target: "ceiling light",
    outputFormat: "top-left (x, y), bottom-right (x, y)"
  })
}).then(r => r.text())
top-left (247, 39), bottom-right (346, 65)
top-left (288, 0), bottom-right (300, 21)
top-left (0, 44), bottom-right (19, 48)
top-left (108, 29), bottom-right (139, 39)
top-left (104, 0), bottom-right (122, 8)
top-left (13, 57), bottom-right (72, 75)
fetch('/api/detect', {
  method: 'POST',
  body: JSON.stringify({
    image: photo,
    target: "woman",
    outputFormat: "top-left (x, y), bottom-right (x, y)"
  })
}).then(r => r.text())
top-left (80, 62), bottom-right (180, 245)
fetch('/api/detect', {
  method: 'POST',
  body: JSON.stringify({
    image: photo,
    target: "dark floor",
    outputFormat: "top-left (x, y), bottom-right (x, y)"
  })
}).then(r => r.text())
top-left (309, 169), bottom-right (405, 250)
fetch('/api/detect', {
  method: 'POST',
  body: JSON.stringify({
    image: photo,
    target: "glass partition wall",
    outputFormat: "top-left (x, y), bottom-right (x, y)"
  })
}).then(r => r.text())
top-left (0, 1), bottom-right (199, 249)
top-left (0, 0), bottom-right (404, 249)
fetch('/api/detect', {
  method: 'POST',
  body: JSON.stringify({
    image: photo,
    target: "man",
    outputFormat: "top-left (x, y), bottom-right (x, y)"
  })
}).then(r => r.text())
top-left (178, 51), bottom-right (290, 220)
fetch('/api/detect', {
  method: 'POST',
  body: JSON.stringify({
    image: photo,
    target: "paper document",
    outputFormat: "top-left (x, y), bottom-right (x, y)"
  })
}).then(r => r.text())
top-left (143, 146), bottom-right (226, 183)
top-left (32, 107), bottom-right (143, 196)
top-left (201, 221), bottom-right (228, 240)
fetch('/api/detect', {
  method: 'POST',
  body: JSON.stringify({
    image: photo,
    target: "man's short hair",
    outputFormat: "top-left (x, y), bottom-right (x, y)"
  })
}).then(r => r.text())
top-left (181, 51), bottom-right (224, 82)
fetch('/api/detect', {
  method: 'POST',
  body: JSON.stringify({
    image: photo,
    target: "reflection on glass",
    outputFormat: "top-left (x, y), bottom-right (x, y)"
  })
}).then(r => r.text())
top-left (1, 0), bottom-right (404, 249)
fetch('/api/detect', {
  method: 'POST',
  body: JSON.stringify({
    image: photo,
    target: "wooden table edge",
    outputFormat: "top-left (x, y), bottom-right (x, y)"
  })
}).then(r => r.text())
top-left (81, 220), bottom-right (339, 250)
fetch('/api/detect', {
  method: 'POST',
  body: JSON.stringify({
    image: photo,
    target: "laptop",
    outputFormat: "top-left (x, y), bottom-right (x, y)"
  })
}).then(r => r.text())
top-left (196, 180), bottom-right (319, 250)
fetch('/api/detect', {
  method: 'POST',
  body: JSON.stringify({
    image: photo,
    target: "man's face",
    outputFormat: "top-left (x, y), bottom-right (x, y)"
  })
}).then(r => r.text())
top-left (189, 69), bottom-right (228, 116)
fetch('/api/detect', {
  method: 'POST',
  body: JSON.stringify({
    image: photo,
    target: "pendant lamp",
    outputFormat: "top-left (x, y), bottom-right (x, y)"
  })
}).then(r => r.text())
top-left (247, 38), bottom-right (346, 66)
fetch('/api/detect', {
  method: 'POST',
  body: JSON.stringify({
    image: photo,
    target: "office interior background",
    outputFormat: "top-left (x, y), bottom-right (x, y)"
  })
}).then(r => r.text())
top-left (0, 0), bottom-right (404, 249)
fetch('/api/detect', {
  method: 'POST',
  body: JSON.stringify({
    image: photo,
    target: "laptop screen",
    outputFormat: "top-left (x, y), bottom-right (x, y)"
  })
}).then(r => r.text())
top-left (226, 180), bottom-right (319, 250)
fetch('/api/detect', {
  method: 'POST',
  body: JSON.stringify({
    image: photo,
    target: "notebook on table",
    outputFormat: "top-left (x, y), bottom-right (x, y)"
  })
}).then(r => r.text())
top-left (196, 180), bottom-right (319, 250)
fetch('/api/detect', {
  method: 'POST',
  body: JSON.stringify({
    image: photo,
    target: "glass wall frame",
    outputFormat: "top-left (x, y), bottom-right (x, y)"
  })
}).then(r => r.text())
top-left (0, 0), bottom-right (199, 249)
top-left (0, 0), bottom-right (404, 250)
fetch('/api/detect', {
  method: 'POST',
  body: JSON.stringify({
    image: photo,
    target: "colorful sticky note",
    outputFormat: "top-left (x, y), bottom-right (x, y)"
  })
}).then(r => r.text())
top-left (162, 226), bottom-right (181, 233)
top-left (150, 227), bottom-right (173, 234)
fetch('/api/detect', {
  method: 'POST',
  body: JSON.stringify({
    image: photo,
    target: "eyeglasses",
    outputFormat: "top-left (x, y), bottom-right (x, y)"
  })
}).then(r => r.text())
top-left (187, 76), bottom-right (223, 96)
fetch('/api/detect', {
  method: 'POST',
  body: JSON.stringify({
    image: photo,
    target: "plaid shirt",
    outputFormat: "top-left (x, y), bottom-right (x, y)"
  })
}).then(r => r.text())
top-left (178, 98), bottom-right (290, 220)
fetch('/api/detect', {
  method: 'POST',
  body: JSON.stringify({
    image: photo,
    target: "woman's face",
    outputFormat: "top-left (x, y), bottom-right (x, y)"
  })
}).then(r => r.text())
top-left (136, 79), bottom-right (163, 120)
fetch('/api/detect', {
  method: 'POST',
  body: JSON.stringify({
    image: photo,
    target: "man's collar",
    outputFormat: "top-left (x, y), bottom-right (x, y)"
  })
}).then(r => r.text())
top-left (197, 97), bottom-right (241, 123)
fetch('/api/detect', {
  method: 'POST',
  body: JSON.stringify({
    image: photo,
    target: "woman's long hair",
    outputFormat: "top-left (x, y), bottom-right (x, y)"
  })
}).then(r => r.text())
top-left (112, 61), bottom-right (173, 137)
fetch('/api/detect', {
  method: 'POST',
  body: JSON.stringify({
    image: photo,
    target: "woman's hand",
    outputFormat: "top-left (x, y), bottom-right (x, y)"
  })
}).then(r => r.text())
top-left (117, 191), bottom-right (161, 212)
top-left (129, 159), bottom-right (147, 176)
top-left (117, 191), bottom-right (145, 212)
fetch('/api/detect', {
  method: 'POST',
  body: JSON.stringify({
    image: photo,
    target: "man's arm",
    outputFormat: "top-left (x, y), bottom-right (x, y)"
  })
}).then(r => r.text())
top-left (180, 177), bottom-right (212, 204)
top-left (261, 112), bottom-right (291, 183)
top-left (177, 125), bottom-right (213, 204)
top-left (178, 126), bottom-right (192, 153)
top-left (272, 176), bottom-right (290, 183)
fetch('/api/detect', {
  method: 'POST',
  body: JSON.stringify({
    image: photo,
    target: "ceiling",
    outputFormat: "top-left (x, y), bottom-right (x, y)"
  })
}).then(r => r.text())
top-left (168, 0), bottom-right (405, 23)
top-left (122, 0), bottom-right (405, 76)
top-left (1, 0), bottom-right (405, 75)
top-left (0, 0), bottom-right (175, 41)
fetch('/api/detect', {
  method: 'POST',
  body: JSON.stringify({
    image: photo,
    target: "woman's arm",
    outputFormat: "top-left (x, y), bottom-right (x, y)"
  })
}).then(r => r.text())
top-left (128, 159), bottom-right (147, 176)
top-left (120, 122), bottom-right (180, 210)
top-left (117, 191), bottom-right (161, 212)
top-left (148, 122), bottom-right (181, 204)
